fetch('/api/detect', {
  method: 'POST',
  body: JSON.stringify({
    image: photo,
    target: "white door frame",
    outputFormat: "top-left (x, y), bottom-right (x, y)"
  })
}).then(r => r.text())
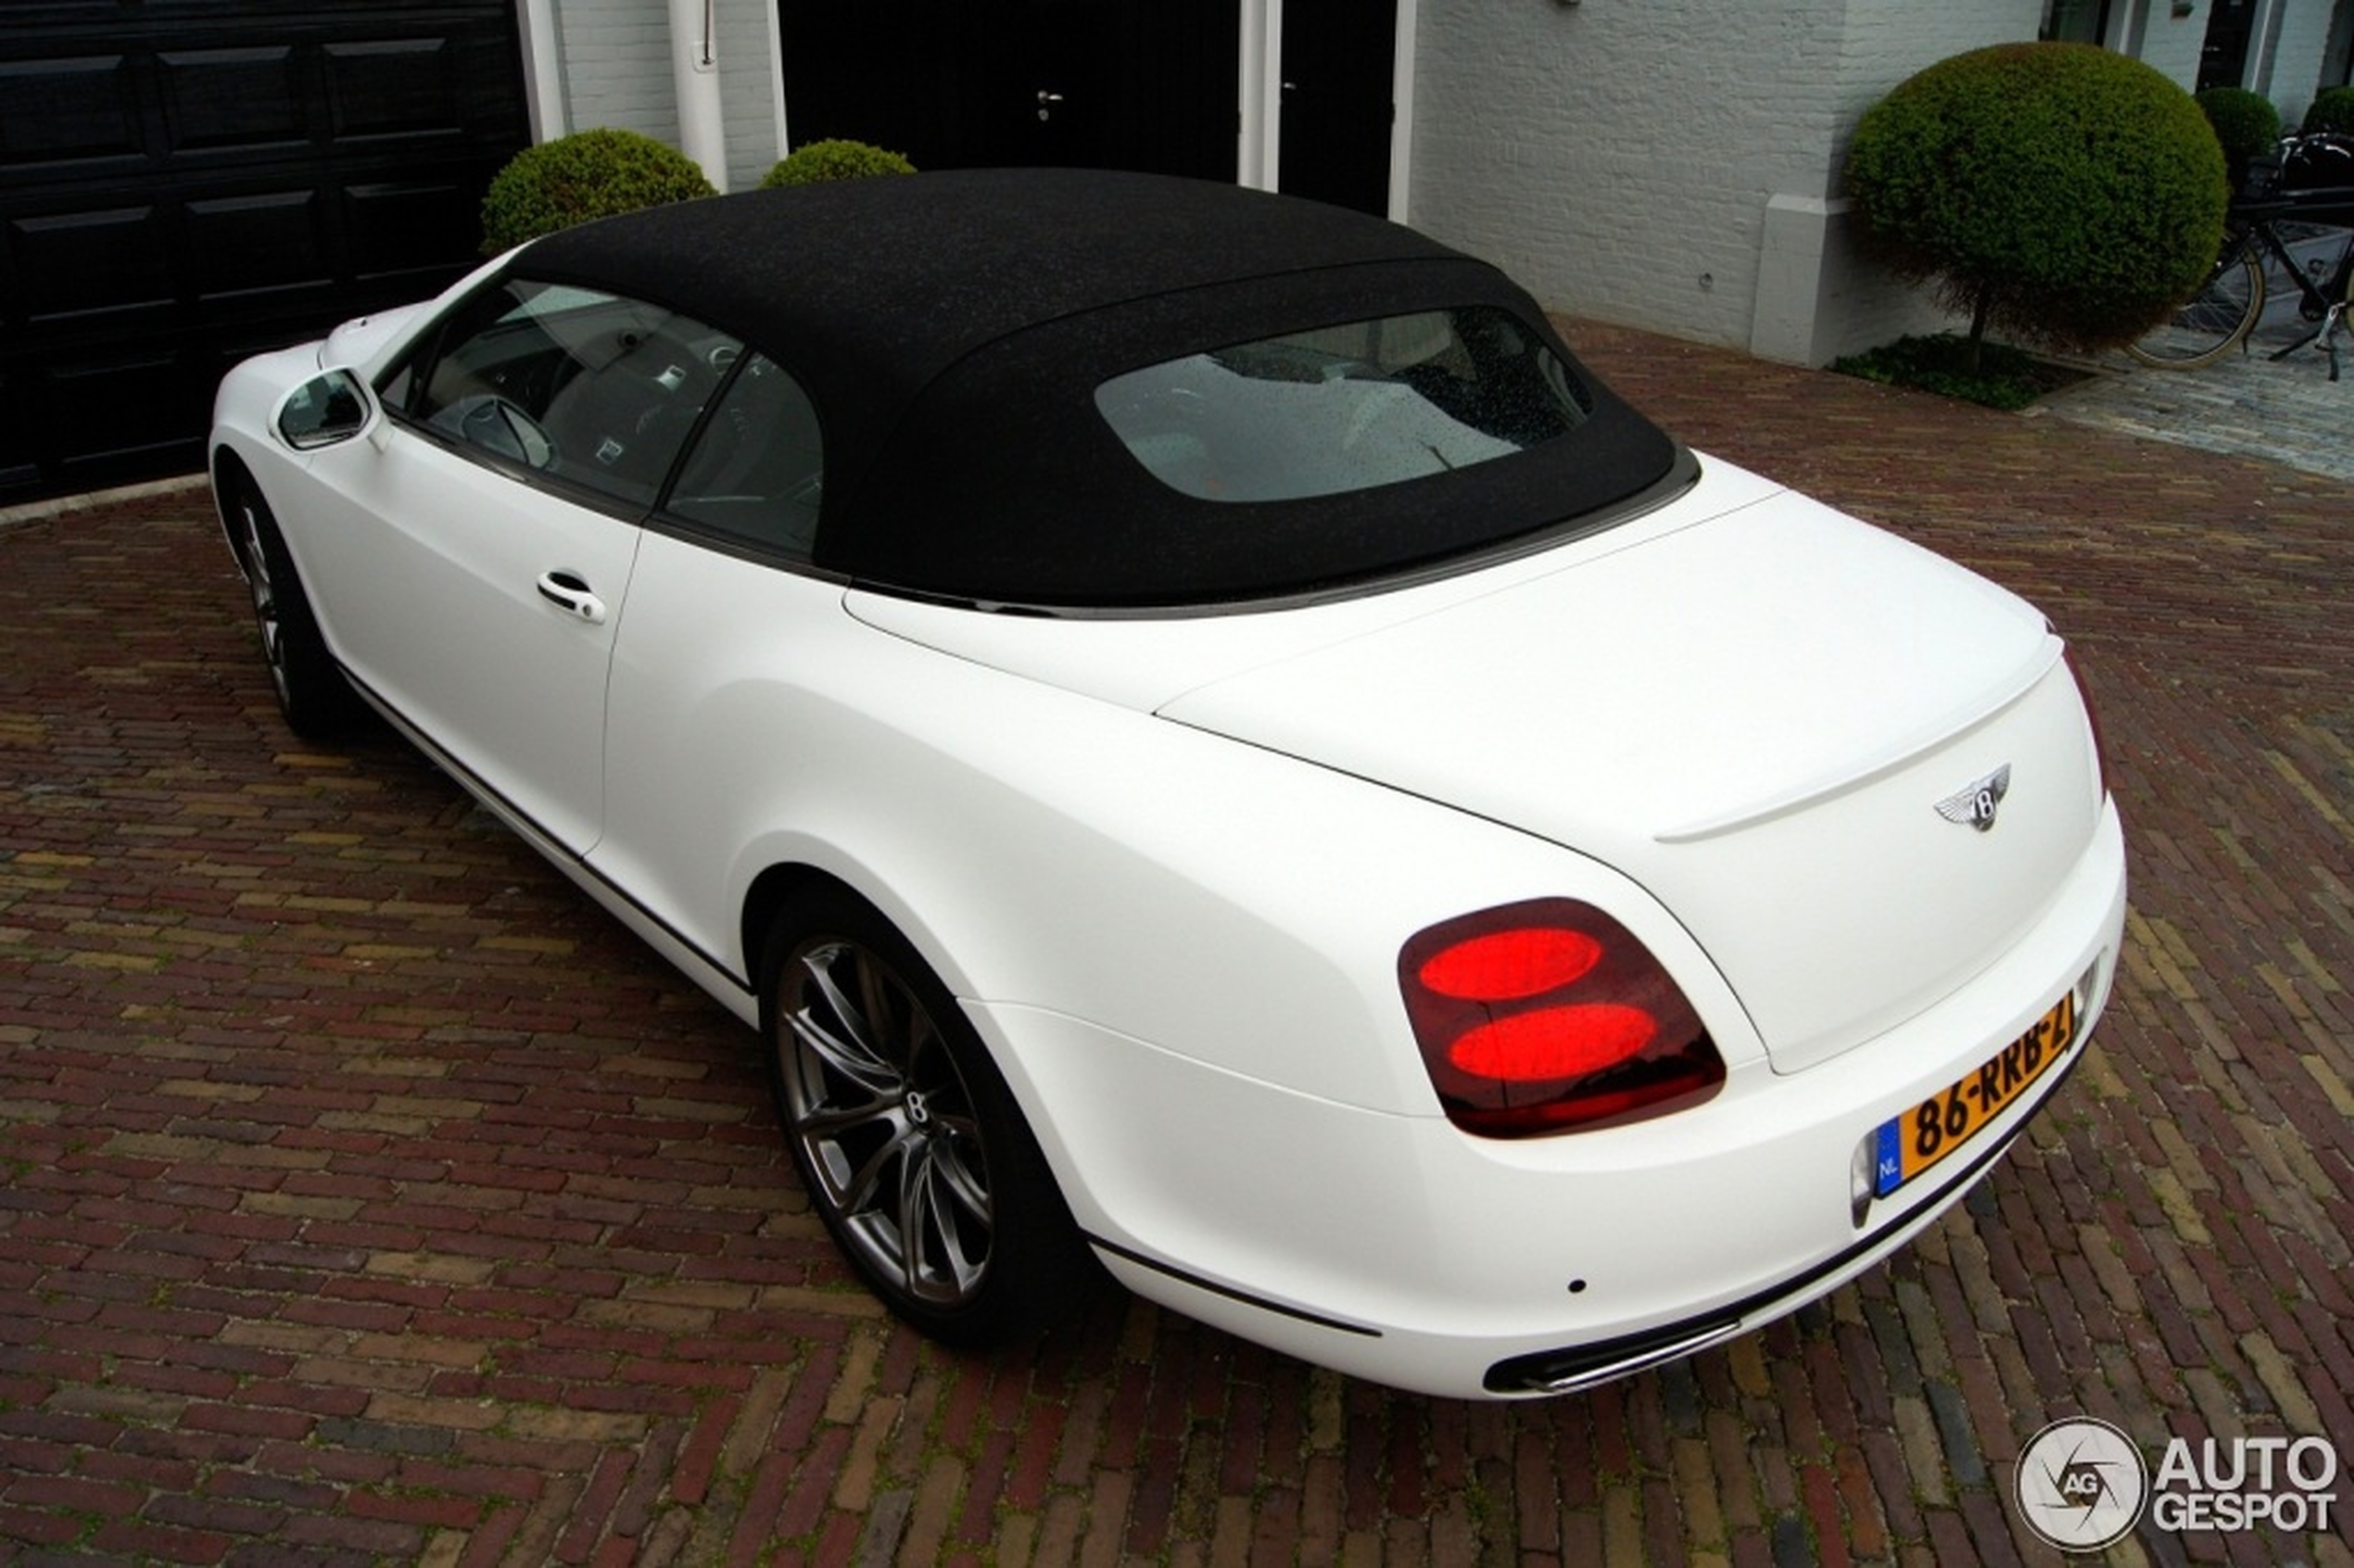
top-left (514, 0), bottom-right (566, 142)
top-left (1238, 0), bottom-right (1416, 221)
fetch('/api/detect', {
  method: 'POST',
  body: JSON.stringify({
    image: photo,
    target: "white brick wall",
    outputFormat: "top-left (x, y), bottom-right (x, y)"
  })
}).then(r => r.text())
top-left (546, 0), bottom-right (781, 190)
top-left (2262, 0), bottom-right (2344, 124)
top-left (1407, 0), bottom-right (2043, 364)
top-left (2135, 0), bottom-right (2209, 90)
top-left (553, 0), bottom-right (677, 142)
top-left (715, 3), bottom-right (784, 189)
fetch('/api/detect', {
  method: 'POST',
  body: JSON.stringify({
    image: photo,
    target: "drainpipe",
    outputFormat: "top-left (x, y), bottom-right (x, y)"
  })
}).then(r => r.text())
top-left (1240, 0), bottom-right (1282, 191)
top-left (670, 0), bottom-right (729, 192)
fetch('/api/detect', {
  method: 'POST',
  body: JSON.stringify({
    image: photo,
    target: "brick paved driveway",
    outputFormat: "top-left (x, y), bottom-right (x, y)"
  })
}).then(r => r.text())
top-left (3, 326), bottom-right (2348, 1567)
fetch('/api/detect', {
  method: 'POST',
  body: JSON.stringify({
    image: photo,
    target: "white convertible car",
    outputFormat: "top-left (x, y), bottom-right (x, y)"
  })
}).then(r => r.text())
top-left (209, 169), bottom-right (2126, 1399)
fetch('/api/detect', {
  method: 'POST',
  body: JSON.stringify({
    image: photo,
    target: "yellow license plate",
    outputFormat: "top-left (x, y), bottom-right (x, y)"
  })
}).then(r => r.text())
top-left (1873, 988), bottom-right (2079, 1197)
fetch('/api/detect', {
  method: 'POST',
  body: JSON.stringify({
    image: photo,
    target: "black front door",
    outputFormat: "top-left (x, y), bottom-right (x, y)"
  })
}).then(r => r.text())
top-left (1277, 0), bottom-right (1396, 214)
top-left (778, 0), bottom-right (1239, 182)
top-left (2198, 0), bottom-right (2258, 91)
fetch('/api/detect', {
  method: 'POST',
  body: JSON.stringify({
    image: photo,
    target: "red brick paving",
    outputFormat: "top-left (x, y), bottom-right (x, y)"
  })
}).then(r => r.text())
top-left (2, 325), bottom-right (2349, 1565)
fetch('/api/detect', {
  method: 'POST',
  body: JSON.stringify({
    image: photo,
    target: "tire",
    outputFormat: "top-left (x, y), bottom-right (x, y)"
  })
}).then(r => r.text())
top-left (225, 473), bottom-right (356, 738)
top-left (2125, 234), bottom-right (2265, 368)
top-left (760, 888), bottom-right (1100, 1345)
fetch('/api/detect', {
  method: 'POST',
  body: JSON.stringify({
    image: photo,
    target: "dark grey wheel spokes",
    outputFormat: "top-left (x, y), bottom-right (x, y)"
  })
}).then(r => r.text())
top-left (237, 498), bottom-right (292, 703)
top-left (779, 938), bottom-right (994, 1309)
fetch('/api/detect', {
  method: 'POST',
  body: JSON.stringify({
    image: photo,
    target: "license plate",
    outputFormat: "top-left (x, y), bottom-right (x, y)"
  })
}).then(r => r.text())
top-left (1873, 988), bottom-right (2079, 1198)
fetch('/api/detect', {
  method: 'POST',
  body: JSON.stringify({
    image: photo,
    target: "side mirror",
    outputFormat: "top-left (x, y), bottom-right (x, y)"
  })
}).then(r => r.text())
top-left (273, 369), bottom-right (377, 451)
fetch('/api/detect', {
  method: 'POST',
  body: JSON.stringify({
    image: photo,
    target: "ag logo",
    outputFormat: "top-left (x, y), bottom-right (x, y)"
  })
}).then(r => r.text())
top-left (2015, 1417), bottom-right (2148, 1551)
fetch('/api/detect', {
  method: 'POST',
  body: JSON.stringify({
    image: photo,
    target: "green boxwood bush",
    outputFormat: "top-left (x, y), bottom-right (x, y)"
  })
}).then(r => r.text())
top-left (2196, 86), bottom-right (2281, 170)
top-left (2306, 86), bottom-right (2354, 135)
top-left (1844, 43), bottom-right (2227, 362)
top-left (760, 139), bottom-right (918, 187)
top-left (480, 128), bottom-right (718, 255)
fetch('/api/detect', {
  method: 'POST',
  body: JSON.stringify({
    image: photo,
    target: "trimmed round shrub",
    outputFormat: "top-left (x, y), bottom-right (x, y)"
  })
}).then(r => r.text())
top-left (2196, 86), bottom-right (2281, 168)
top-left (760, 139), bottom-right (918, 187)
top-left (2306, 86), bottom-right (2354, 135)
top-left (1844, 43), bottom-right (2228, 359)
top-left (480, 128), bottom-right (718, 255)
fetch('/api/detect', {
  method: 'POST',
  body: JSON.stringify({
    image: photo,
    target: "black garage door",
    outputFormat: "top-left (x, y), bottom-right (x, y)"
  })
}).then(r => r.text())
top-left (1, 0), bottom-right (529, 504)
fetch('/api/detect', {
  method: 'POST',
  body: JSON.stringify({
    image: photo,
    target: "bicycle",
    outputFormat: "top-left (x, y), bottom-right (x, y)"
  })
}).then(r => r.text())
top-left (2127, 131), bottom-right (2354, 378)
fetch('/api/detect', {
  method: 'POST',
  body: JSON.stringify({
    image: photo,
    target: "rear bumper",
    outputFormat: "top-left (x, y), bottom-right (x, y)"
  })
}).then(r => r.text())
top-left (981, 801), bottom-right (2126, 1400)
top-left (1477, 1034), bottom-right (2084, 1394)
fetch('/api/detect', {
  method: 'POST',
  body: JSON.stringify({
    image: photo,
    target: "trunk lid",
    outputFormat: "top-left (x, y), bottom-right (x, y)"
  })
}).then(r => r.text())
top-left (1158, 485), bottom-right (2102, 1069)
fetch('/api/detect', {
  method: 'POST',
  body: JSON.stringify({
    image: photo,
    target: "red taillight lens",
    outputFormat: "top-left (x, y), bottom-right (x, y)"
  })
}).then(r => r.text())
top-left (1449, 1004), bottom-right (1656, 1080)
top-left (1398, 900), bottom-right (1723, 1137)
top-left (1418, 927), bottom-right (1601, 1001)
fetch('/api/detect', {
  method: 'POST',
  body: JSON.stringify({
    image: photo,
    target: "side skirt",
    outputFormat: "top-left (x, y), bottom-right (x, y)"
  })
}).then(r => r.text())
top-left (338, 665), bottom-right (763, 1031)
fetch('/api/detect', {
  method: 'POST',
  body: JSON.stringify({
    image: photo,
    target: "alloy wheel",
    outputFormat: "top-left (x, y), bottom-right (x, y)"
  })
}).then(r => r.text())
top-left (237, 499), bottom-right (292, 705)
top-left (776, 936), bottom-right (995, 1309)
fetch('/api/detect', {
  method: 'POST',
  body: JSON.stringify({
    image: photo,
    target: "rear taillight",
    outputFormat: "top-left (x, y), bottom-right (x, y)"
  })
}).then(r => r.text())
top-left (1398, 900), bottom-right (1724, 1137)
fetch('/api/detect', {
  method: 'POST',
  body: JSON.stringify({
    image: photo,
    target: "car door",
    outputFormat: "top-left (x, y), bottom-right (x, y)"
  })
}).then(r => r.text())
top-left (588, 350), bottom-right (832, 974)
top-left (294, 277), bottom-right (741, 855)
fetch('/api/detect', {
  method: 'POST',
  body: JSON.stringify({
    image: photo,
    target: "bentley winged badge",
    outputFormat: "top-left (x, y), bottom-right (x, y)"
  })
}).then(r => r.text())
top-left (1935, 764), bottom-right (2013, 833)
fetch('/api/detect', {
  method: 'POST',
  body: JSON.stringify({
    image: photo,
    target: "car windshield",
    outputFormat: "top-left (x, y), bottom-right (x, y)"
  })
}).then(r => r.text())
top-left (1095, 308), bottom-right (1591, 503)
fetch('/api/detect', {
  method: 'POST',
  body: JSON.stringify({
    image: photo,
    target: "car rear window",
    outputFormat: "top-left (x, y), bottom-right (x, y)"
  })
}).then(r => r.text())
top-left (1095, 308), bottom-right (1592, 503)
top-left (818, 265), bottom-right (1686, 612)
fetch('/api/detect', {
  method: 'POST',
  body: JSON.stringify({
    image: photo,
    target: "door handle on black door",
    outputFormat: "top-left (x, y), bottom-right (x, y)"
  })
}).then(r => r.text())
top-left (536, 570), bottom-right (608, 624)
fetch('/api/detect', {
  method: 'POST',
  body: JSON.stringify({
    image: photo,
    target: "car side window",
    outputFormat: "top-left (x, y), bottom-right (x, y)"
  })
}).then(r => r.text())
top-left (661, 353), bottom-right (825, 560)
top-left (391, 277), bottom-right (742, 512)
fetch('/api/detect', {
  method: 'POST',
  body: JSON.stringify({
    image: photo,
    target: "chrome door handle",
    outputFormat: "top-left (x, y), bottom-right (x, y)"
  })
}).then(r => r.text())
top-left (536, 570), bottom-right (608, 624)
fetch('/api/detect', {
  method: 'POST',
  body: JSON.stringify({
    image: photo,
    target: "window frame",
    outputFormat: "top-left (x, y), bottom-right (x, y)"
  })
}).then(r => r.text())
top-left (375, 272), bottom-right (750, 525)
top-left (651, 348), bottom-right (830, 566)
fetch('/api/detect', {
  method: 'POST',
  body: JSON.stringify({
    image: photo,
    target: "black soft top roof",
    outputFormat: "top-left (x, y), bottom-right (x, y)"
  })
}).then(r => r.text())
top-left (524, 169), bottom-right (1681, 609)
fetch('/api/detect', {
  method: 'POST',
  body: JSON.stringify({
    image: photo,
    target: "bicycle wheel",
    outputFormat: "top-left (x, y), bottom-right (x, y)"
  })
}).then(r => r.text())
top-left (2126, 234), bottom-right (2264, 368)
